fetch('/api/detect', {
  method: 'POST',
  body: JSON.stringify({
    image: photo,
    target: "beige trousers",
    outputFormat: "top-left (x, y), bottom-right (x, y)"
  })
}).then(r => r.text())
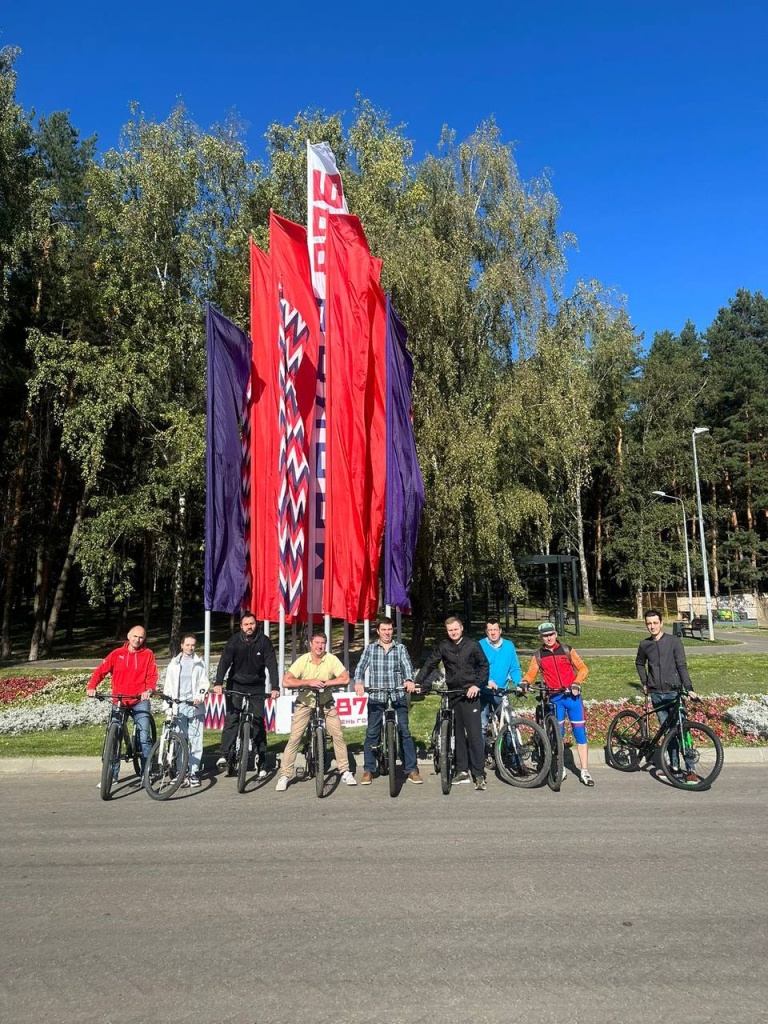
top-left (279, 701), bottom-right (350, 778)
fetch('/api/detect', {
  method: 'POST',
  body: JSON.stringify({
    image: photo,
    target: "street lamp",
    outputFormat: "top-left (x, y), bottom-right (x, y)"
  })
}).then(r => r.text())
top-left (652, 491), bottom-right (694, 621)
top-left (692, 427), bottom-right (715, 641)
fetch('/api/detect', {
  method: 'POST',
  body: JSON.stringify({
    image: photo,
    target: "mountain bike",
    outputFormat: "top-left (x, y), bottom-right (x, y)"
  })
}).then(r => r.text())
top-left (300, 685), bottom-right (346, 798)
top-left (143, 694), bottom-right (194, 800)
top-left (485, 689), bottom-right (550, 788)
top-left (606, 690), bottom-right (724, 791)
top-left (430, 688), bottom-right (469, 795)
top-left (227, 689), bottom-right (269, 794)
top-left (523, 682), bottom-right (566, 792)
top-left (94, 692), bottom-right (157, 801)
top-left (371, 689), bottom-right (418, 798)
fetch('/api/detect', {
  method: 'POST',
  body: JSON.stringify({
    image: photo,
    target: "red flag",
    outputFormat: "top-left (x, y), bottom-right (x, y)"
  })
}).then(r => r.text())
top-left (269, 212), bottom-right (320, 621)
top-left (324, 214), bottom-right (385, 622)
top-left (249, 241), bottom-right (281, 622)
top-left (358, 263), bottom-right (387, 620)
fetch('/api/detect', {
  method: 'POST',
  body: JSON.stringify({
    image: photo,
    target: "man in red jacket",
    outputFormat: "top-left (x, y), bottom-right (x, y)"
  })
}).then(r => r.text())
top-left (87, 625), bottom-right (158, 780)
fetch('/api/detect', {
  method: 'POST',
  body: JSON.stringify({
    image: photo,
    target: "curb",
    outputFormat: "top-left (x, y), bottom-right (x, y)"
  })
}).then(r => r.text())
top-left (1, 747), bottom-right (767, 774)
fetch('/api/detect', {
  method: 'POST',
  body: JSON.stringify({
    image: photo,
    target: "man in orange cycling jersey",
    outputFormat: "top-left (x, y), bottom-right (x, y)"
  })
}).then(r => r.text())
top-left (521, 621), bottom-right (593, 786)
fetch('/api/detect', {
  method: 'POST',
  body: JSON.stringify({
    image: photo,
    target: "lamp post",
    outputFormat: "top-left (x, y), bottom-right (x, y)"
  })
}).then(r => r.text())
top-left (692, 427), bottom-right (715, 641)
top-left (652, 491), bottom-right (694, 621)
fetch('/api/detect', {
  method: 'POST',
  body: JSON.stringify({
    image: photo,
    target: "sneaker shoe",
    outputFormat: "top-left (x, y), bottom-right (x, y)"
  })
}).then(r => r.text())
top-left (683, 772), bottom-right (699, 785)
top-left (452, 771), bottom-right (471, 785)
top-left (341, 771), bottom-right (358, 786)
top-left (407, 771), bottom-right (424, 785)
top-left (216, 756), bottom-right (228, 770)
top-left (361, 771), bottom-right (374, 785)
top-left (189, 775), bottom-right (201, 788)
top-left (275, 775), bottom-right (289, 792)
top-left (579, 769), bottom-right (595, 787)
top-left (473, 776), bottom-right (487, 791)
top-left (560, 767), bottom-right (568, 782)
top-left (181, 775), bottom-right (191, 788)
top-left (257, 768), bottom-right (268, 779)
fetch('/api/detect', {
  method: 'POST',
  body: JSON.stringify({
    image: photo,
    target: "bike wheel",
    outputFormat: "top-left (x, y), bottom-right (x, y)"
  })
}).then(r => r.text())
top-left (130, 712), bottom-right (156, 776)
top-left (236, 719), bottom-right (250, 794)
top-left (314, 725), bottom-right (326, 798)
top-left (545, 714), bottom-right (564, 792)
top-left (440, 718), bottom-right (452, 795)
top-left (143, 731), bottom-right (188, 800)
top-left (386, 718), bottom-right (397, 798)
top-left (660, 720), bottom-right (724, 791)
top-left (606, 710), bottom-right (646, 772)
top-left (431, 718), bottom-right (441, 776)
top-left (100, 722), bottom-right (121, 800)
top-left (495, 717), bottom-right (551, 788)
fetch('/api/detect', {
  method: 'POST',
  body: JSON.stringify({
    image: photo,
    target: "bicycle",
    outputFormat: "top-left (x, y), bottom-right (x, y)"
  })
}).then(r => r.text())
top-left (95, 692), bottom-right (157, 801)
top-left (430, 688), bottom-right (472, 795)
top-left (226, 689), bottom-right (269, 794)
top-left (143, 694), bottom-right (194, 800)
top-left (371, 688), bottom-right (417, 798)
top-left (485, 689), bottom-right (550, 788)
top-left (298, 684), bottom-right (347, 799)
top-left (605, 690), bottom-right (724, 791)
top-left (523, 682), bottom-right (567, 792)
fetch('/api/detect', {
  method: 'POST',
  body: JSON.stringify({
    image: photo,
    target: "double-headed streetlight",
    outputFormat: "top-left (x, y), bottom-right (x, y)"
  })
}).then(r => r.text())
top-left (652, 491), bottom-right (694, 621)
top-left (692, 427), bottom-right (715, 641)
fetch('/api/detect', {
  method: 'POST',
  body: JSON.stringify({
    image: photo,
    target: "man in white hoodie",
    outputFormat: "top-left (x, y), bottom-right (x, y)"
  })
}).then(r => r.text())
top-left (163, 633), bottom-right (210, 786)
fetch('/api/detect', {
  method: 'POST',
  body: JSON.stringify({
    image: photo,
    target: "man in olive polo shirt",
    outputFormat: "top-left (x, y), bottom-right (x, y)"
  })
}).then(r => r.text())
top-left (275, 629), bottom-right (358, 791)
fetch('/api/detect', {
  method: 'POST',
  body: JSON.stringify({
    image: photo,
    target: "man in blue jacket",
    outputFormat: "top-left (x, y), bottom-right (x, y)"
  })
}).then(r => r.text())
top-left (479, 617), bottom-right (522, 752)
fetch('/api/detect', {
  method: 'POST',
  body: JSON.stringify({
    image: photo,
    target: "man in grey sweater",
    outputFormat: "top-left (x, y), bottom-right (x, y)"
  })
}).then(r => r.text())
top-left (635, 609), bottom-right (700, 779)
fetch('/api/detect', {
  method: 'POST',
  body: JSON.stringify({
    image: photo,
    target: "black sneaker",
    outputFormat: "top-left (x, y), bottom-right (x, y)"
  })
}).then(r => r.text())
top-left (473, 776), bottom-right (487, 791)
top-left (452, 771), bottom-right (471, 785)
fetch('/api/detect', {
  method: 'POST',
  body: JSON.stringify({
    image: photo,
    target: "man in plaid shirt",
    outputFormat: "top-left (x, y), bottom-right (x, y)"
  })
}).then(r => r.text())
top-left (353, 617), bottom-right (423, 786)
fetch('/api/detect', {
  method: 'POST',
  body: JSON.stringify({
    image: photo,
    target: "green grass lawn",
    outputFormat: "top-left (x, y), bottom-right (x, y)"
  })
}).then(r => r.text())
top-left (1, 652), bottom-right (766, 757)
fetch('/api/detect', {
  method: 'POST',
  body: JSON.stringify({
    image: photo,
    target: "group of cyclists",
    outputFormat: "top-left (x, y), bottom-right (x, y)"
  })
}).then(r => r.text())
top-left (87, 606), bottom-right (698, 791)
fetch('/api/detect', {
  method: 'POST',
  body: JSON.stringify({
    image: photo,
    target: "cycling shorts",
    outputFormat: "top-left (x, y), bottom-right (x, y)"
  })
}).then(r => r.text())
top-left (550, 691), bottom-right (587, 744)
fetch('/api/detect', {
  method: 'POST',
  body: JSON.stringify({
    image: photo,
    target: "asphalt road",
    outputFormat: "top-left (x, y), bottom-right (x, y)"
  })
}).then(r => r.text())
top-left (2, 764), bottom-right (767, 1024)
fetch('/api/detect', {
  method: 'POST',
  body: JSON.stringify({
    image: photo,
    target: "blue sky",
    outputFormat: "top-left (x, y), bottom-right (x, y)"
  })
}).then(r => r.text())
top-left (3, 1), bottom-right (766, 344)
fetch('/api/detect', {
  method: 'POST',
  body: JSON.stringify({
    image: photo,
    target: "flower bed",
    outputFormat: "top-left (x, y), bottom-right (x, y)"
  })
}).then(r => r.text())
top-left (0, 676), bottom-right (54, 705)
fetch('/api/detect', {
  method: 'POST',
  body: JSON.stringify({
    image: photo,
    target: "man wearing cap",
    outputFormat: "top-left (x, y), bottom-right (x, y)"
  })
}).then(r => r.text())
top-left (522, 621), bottom-right (593, 786)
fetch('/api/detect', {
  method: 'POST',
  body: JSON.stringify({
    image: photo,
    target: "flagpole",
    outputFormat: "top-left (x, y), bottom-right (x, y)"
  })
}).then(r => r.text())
top-left (278, 607), bottom-right (286, 687)
top-left (204, 610), bottom-right (211, 674)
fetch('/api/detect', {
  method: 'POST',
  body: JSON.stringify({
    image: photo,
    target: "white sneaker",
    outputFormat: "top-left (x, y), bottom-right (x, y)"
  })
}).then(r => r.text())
top-left (257, 768), bottom-right (267, 779)
top-left (579, 769), bottom-right (595, 787)
top-left (341, 771), bottom-right (358, 786)
top-left (560, 767), bottom-right (568, 782)
top-left (275, 775), bottom-right (289, 792)
top-left (216, 757), bottom-right (228, 770)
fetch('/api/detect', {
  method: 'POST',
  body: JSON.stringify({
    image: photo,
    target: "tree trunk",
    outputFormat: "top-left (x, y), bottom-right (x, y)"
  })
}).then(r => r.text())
top-left (142, 531), bottom-right (153, 634)
top-left (169, 491), bottom-right (186, 655)
top-left (42, 487), bottom-right (90, 657)
top-left (635, 585), bottom-right (644, 620)
top-left (574, 483), bottom-right (594, 615)
top-left (1, 412), bottom-right (32, 659)
top-left (28, 544), bottom-right (52, 662)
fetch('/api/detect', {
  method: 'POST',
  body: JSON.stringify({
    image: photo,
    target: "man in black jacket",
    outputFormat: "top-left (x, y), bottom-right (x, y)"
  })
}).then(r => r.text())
top-left (635, 608), bottom-right (700, 781)
top-left (214, 613), bottom-right (279, 775)
top-left (419, 616), bottom-right (489, 789)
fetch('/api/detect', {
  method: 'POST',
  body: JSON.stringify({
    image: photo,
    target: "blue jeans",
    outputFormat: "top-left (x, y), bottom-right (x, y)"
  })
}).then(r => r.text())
top-left (111, 700), bottom-right (153, 780)
top-left (480, 691), bottom-right (504, 742)
top-left (651, 691), bottom-right (687, 771)
top-left (364, 698), bottom-right (417, 774)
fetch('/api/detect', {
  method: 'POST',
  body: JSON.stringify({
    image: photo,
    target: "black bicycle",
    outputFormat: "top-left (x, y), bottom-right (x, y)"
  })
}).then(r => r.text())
top-left (143, 694), bottom-right (194, 800)
top-left (300, 684), bottom-right (346, 798)
top-left (371, 689), bottom-right (417, 798)
top-left (430, 688), bottom-right (472, 795)
top-left (226, 689), bottom-right (270, 793)
top-left (606, 690), bottom-right (724, 791)
top-left (486, 689), bottom-right (550, 788)
top-left (95, 692), bottom-right (157, 800)
top-left (525, 682), bottom-right (567, 792)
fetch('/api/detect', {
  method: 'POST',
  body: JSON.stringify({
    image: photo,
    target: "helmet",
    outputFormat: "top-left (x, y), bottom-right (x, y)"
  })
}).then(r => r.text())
top-left (537, 621), bottom-right (557, 636)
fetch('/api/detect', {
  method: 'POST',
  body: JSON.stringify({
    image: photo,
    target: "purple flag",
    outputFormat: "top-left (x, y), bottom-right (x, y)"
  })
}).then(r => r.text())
top-left (204, 305), bottom-right (252, 612)
top-left (384, 297), bottom-right (425, 611)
